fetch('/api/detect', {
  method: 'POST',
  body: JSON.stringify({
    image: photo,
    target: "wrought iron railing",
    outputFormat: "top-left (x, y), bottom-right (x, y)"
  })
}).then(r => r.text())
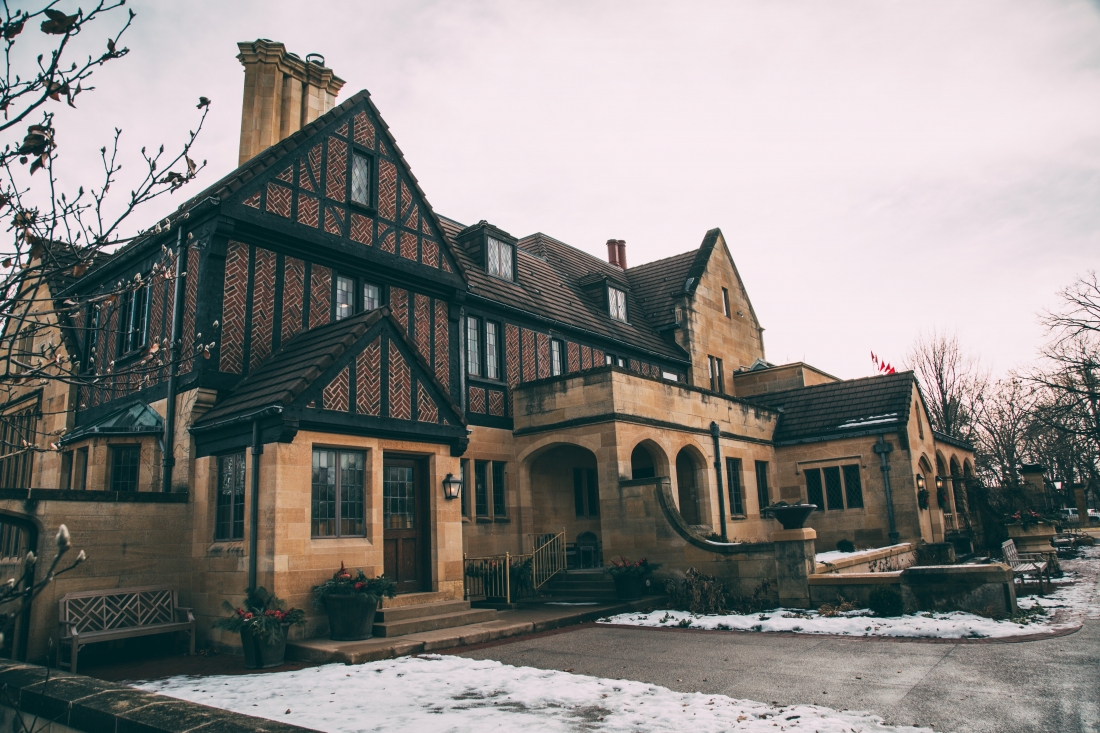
top-left (463, 531), bottom-right (566, 604)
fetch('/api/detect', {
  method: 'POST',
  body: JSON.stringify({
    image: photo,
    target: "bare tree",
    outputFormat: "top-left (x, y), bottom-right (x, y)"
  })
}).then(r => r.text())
top-left (906, 329), bottom-right (988, 443)
top-left (0, 1), bottom-right (210, 468)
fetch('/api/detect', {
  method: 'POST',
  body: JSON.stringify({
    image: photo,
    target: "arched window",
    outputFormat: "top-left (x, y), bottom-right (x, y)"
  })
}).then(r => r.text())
top-left (675, 449), bottom-right (701, 525)
top-left (631, 444), bottom-right (655, 480)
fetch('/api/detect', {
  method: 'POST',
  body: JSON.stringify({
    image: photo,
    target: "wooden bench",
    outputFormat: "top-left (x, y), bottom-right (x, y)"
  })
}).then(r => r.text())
top-left (1002, 540), bottom-right (1050, 596)
top-left (58, 586), bottom-right (195, 673)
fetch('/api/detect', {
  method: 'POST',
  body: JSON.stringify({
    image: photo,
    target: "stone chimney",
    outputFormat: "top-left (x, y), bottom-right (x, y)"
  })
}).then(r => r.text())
top-left (236, 39), bottom-right (346, 166)
top-left (606, 239), bottom-right (620, 268)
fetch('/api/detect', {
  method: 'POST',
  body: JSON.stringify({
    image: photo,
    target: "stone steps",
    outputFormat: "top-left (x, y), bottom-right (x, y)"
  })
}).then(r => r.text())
top-left (543, 570), bottom-right (618, 601)
top-left (372, 599), bottom-right (497, 638)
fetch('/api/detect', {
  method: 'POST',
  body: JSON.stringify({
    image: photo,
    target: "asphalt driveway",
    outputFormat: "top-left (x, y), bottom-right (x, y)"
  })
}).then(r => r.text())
top-left (457, 620), bottom-right (1100, 733)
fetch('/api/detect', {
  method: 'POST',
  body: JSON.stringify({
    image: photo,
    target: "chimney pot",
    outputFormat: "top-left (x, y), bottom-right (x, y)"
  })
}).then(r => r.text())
top-left (606, 239), bottom-right (620, 268)
top-left (616, 240), bottom-right (627, 270)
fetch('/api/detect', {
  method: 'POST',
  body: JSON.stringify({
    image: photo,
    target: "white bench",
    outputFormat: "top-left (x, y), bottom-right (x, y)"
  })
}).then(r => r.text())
top-left (58, 586), bottom-right (195, 673)
top-left (1002, 540), bottom-right (1050, 596)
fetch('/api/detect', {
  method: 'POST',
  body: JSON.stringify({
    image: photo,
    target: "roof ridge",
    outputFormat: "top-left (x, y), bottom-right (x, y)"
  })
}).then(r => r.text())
top-left (748, 370), bottom-right (914, 400)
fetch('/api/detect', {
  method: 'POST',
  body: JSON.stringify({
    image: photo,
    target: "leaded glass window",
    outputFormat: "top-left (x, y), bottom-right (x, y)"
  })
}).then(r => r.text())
top-left (475, 460), bottom-right (488, 517)
top-left (823, 466), bottom-right (844, 511)
top-left (384, 464), bottom-right (416, 530)
top-left (336, 276), bottom-right (354, 321)
top-left (467, 317), bottom-right (480, 376)
top-left (726, 457), bottom-right (744, 516)
top-left (843, 464), bottom-right (864, 509)
top-left (312, 448), bottom-right (367, 537)
top-left (608, 287), bottom-right (627, 322)
top-left (805, 468), bottom-right (824, 510)
top-left (550, 340), bottom-right (563, 376)
top-left (364, 283), bottom-right (380, 311)
top-left (215, 452), bottom-right (246, 540)
top-left (492, 461), bottom-right (507, 517)
top-left (485, 322), bottom-right (500, 379)
top-left (110, 446), bottom-right (140, 492)
top-left (487, 237), bottom-right (513, 280)
top-left (351, 154), bottom-right (371, 206)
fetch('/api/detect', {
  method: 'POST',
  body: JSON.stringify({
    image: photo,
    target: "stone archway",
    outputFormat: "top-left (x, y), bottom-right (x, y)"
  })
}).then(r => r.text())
top-left (675, 447), bottom-right (703, 526)
top-left (527, 443), bottom-right (603, 568)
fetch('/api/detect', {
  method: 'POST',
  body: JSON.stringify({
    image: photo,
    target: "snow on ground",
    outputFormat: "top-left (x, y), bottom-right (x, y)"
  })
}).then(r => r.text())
top-left (815, 544), bottom-right (910, 564)
top-left (602, 545), bottom-right (1099, 640)
top-left (136, 654), bottom-right (936, 733)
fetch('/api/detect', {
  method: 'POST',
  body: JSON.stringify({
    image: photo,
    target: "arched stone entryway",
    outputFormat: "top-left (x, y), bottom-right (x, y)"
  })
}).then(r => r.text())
top-left (675, 447), bottom-right (704, 526)
top-left (527, 443), bottom-right (603, 568)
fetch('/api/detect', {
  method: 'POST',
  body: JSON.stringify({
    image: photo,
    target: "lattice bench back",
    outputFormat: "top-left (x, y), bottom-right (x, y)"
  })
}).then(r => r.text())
top-left (1001, 540), bottom-right (1021, 568)
top-left (60, 586), bottom-right (178, 634)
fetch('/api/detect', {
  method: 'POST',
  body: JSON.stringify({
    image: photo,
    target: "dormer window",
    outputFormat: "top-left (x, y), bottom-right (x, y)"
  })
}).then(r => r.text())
top-left (487, 236), bottom-right (513, 280)
top-left (608, 286), bottom-right (627, 322)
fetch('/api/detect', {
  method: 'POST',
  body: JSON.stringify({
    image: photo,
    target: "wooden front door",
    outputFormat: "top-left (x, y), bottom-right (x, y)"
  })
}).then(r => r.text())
top-left (383, 458), bottom-right (429, 593)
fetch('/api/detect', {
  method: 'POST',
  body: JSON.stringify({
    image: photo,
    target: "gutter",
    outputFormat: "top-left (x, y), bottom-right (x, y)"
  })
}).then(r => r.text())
top-left (188, 405), bottom-right (284, 434)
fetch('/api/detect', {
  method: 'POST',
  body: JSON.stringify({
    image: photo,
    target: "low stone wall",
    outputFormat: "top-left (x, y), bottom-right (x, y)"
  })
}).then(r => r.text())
top-left (901, 564), bottom-right (1017, 617)
top-left (814, 544), bottom-right (915, 575)
top-left (808, 571), bottom-right (902, 607)
top-left (0, 660), bottom-right (309, 733)
top-left (809, 563), bottom-right (1017, 616)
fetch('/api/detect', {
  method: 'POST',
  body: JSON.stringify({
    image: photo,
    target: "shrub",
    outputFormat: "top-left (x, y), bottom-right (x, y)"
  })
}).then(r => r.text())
top-left (313, 562), bottom-right (397, 606)
top-left (607, 557), bottom-right (661, 579)
top-left (868, 586), bottom-right (904, 617)
top-left (664, 568), bottom-right (772, 615)
top-left (836, 539), bottom-right (855, 553)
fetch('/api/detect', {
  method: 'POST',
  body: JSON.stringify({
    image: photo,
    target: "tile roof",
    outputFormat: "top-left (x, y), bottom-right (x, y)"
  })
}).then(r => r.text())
top-left (746, 371), bottom-right (917, 444)
top-left (437, 217), bottom-right (688, 362)
top-left (625, 249), bottom-right (697, 329)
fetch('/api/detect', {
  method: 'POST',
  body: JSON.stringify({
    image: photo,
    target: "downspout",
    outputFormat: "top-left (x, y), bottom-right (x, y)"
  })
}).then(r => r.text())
top-left (161, 223), bottom-right (188, 492)
top-left (875, 435), bottom-right (900, 544)
top-left (248, 420), bottom-right (262, 590)
top-left (710, 421), bottom-right (727, 541)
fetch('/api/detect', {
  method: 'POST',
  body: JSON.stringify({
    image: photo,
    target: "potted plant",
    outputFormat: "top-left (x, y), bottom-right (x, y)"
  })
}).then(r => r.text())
top-left (214, 587), bottom-right (305, 669)
top-left (313, 562), bottom-right (397, 641)
top-left (607, 557), bottom-right (660, 600)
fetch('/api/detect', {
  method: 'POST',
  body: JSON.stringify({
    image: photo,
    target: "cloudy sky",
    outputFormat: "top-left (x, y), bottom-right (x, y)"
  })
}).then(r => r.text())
top-left (43, 0), bottom-right (1100, 379)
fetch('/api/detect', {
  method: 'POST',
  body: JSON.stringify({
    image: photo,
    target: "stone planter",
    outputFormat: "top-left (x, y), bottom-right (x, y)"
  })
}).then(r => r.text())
top-left (322, 594), bottom-right (379, 641)
top-left (1006, 522), bottom-right (1058, 553)
top-left (239, 623), bottom-right (288, 669)
top-left (765, 504), bottom-right (817, 530)
top-left (612, 574), bottom-right (651, 600)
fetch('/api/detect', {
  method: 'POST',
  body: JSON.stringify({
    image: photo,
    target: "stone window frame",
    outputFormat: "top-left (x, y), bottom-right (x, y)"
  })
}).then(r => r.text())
top-left (802, 461), bottom-right (866, 513)
top-left (722, 287), bottom-right (731, 318)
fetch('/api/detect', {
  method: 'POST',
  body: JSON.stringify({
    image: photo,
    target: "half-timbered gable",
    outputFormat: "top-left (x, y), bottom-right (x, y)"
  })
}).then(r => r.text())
top-left (191, 308), bottom-right (466, 456)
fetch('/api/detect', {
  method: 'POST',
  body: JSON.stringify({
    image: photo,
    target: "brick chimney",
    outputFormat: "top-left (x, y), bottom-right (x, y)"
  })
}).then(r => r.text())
top-left (606, 239), bottom-right (620, 268)
top-left (236, 39), bottom-right (346, 166)
top-left (616, 240), bottom-right (627, 269)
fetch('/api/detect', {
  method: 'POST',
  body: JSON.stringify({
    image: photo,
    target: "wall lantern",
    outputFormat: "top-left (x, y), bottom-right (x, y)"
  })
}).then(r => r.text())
top-left (935, 476), bottom-right (944, 491)
top-left (916, 474), bottom-right (925, 490)
top-left (442, 473), bottom-right (462, 500)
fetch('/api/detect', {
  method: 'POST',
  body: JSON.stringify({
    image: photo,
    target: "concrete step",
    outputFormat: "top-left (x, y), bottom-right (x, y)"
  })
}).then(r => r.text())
top-left (373, 607), bottom-right (498, 638)
top-left (380, 591), bottom-right (450, 609)
top-left (375, 600), bottom-right (472, 623)
top-left (548, 579), bottom-right (616, 589)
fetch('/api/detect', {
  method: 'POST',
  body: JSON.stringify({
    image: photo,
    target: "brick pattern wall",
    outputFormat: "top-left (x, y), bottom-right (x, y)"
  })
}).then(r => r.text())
top-left (309, 265), bottom-right (330, 329)
top-left (417, 382), bottom-right (438, 423)
top-left (180, 247), bottom-right (200, 374)
top-left (305, 144), bottom-right (322, 192)
top-left (281, 257), bottom-right (304, 342)
top-left (353, 112), bottom-right (375, 148)
top-left (567, 342), bottom-right (580, 373)
top-left (219, 242), bottom-right (247, 374)
top-left (521, 329), bottom-right (535, 382)
top-left (414, 294), bottom-right (430, 362)
top-left (400, 231), bottom-right (418, 261)
top-left (356, 338), bottom-right (381, 416)
top-left (488, 389), bottom-right (505, 417)
top-left (536, 333), bottom-right (550, 379)
top-left (265, 183), bottom-right (291, 218)
top-left (326, 138), bottom-right (347, 202)
top-left (324, 206), bottom-right (344, 237)
top-left (249, 248), bottom-right (276, 371)
top-left (378, 160), bottom-right (397, 221)
top-left (379, 228), bottom-right (396, 254)
top-left (581, 345), bottom-right (592, 370)
top-left (468, 386), bottom-right (486, 414)
top-left (297, 194), bottom-right (319, 228)
top-left (389, 343), bottom-right (411, 420)
top-left (276, 164), bottom-right (293, 183)
top-left (434, 299), bottom-right (449, 390)
top-left (322, 366), bottom-right (349, 412)
top-left (350, 213), bottom-right (372, 245)
top-left (390, 287), bottom-right (408, 331)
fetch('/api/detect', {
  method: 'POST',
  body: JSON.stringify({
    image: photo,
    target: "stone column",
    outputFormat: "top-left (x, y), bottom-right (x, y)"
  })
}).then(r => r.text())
top-left (771, 528), bottom-right (816, 609)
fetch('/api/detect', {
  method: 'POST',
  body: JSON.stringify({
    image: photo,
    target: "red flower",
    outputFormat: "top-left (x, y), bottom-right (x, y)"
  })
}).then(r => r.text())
top-left (354, 582), bottom-right (366, 590)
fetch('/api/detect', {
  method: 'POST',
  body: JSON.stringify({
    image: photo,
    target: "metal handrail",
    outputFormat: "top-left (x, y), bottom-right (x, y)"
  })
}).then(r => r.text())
top-left (528, 531), bottom-right (566, 590)
top-left (463, 531), bottom-right (566, 603)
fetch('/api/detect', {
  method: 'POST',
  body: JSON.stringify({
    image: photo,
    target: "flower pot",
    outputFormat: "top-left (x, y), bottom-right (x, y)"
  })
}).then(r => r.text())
top-left (1006, 522), bottom-right (1058, 553)
top-left (239, 623), bottom-right (288, 669)
top-left (765, 504), bottom-right (816, 530)
top-left (322, 594), bottom-right (379, 641)
top-left (612, 574), bottom-right (650, 600)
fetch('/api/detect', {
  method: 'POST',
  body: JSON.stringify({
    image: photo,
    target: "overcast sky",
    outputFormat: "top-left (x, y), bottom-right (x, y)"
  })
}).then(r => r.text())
top-left (45, 0), bottom-right (1100, 380)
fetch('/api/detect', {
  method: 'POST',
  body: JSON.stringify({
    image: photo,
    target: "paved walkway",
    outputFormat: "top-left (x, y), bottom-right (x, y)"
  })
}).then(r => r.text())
top-left (286, 597), bottom-right (659, 664)
top-left (458, 617), bottom-right (1100, 733)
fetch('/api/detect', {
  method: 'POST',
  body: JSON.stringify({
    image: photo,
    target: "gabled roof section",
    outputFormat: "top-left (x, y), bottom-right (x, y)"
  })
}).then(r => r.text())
top-left (61, 400), bottom-right (163, 445)
top-left (439, 217), bottom-right (687, 363)
top-left (193, 307), bottom-right (465, 429)
top-left (90, 88), bottom-right (467, 284)
top-left (627, 228), bottom-right (761, 332)
top-left (747, 371), bottom-right (917, 444)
